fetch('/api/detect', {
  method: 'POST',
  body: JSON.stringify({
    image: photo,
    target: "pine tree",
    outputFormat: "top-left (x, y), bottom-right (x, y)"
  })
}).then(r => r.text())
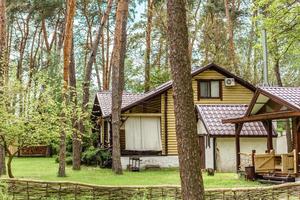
top-left (111, 0), bottom-right (129, 174)
top-left (58, 0), bottom-right (76, 177)
top-left (167, 0), bottom-right (205, 198)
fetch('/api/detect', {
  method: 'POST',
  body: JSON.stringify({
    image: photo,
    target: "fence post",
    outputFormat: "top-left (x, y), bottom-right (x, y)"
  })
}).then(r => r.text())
top-left (45, 183), bottom-right (48, 197)
top-left (58, 183), bottom-right (61, 200)
top-left (74, 184), bottom-right (77, 200)
top-left (26, 181), bottom-right (29, 200)
top-left (233, 190), bottom-right (237, 200)
top-left (92, 187), bottom-right (95, 200)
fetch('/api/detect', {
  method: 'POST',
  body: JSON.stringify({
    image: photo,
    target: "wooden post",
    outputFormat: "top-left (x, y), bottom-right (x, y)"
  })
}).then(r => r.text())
top-left (235, 123), bottom-right (243, 172)
top-left (267, 120), bottom-right (273, 151)
top-left (293, 117), bottom-right (300, 174)
top-left (109, 121), bottom-right (113, 146)
top-left (263, 120), bottom-right (273, 152)
top-left (251, 150), bottom-right (256, 167)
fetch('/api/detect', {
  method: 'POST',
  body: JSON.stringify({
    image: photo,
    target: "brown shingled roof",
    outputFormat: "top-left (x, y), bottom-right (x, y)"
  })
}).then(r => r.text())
top-left (258, 87), bottom-right (300, 111)
top-left (120, 63), bottom-right (256, 113)
top-left (93, 63), bottom-right (256, 118)
top-left (196, 104), bottom-right (274, 136)
top-left (96, 92), bottom-right (145, 117)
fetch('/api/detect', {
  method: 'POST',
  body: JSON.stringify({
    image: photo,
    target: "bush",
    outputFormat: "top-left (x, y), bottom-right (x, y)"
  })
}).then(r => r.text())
top-left (65, 156), bottom-right (73, 165)
top-left (81, 147), bottom-right (112, 168)
top-left (54, 152), bottom-right (72, 165)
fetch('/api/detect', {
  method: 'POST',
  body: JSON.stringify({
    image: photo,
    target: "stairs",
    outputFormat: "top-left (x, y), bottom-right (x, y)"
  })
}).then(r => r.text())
top-left (257, 174), bottom-right (295, 184)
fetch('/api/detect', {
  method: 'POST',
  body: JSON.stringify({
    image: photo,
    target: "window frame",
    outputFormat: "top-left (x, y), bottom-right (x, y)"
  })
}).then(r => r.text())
top-left (197, 79), bottom-right (223, 100)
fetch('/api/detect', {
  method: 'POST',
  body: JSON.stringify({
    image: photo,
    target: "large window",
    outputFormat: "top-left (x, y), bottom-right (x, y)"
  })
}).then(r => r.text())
top-left (125, 117), bottom-right (162, 151)
top-left (198, 80), bottom-right (222, 99)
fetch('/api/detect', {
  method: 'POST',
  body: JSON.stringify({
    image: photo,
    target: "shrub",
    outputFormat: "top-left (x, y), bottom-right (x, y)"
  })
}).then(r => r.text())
top-left (65, 156), bottom-right (73, 165)
top-left (81, 147), bottom-right (112, 168)
top-left (54, 152), bottom-right (72, 165)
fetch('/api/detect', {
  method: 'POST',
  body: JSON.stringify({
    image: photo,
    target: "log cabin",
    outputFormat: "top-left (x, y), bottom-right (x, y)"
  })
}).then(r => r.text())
top-left (91, 63), bottom-right (279, 172)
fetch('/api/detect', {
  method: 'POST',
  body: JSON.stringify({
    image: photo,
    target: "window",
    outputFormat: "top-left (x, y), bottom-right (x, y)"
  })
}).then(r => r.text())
top-left (198, 80), bottom-right (222, 99)
top-left (125, 117), bottom-right (162, 151)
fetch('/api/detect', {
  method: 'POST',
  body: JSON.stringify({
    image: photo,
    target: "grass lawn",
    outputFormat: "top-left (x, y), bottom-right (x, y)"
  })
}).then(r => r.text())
top-left (4, 157), bottom-right (265, 188)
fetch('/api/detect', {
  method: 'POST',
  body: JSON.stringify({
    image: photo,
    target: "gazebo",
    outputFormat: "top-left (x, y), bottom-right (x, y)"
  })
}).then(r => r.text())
top-left (223, 87), bottom-right (300, 178)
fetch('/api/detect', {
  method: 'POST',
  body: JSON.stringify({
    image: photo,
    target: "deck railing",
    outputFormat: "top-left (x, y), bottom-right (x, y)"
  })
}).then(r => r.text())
top-left (1, 178), bottom-right (300, 200)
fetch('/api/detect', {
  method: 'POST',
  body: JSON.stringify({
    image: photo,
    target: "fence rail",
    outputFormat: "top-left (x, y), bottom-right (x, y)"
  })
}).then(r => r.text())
top-left (1, 178), bottom-right (300, 200)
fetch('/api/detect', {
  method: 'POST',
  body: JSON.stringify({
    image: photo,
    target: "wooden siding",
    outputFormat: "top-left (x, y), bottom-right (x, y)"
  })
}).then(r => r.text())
top-left (161, 94), bottom-right (166, 155)
top-left (130, 95), bottom-right (161, 113)
top-left (161, 69), bottom-right (255, 155)
top-left (166, 90), bottom-right (178, 155)
top-left (192, 70), bottom-right (253, 104)
top-left (120, 129), bottom-right (125, 150)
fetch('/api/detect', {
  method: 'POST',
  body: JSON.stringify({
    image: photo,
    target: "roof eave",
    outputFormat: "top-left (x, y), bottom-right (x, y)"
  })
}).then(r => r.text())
top-left (120, 63), bottom-right (256, 114)
top-left (258, 87), bottom-right (300, 112)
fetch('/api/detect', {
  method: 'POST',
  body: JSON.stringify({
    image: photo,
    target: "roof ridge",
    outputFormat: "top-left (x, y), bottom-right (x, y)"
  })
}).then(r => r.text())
top-left (196, 104), bottom-right (248, 107)
top-left (259, 86), bottom-right (300, 89)
top-left (97, 91), bottom-right (144, 95)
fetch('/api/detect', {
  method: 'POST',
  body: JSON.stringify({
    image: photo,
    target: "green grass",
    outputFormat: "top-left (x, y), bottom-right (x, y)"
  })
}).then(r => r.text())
top-left (5, 157), bottom-right (264, 188)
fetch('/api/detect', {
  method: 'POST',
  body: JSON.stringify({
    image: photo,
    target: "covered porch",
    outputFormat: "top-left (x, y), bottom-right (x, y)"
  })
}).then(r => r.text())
top-left (223, 87), bottom-right (300, 178)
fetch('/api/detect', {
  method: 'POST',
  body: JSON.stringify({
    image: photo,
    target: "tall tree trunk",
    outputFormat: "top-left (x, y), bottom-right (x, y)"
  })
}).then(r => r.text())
top-left (16, 12), bottom-right (31, 117)
top-left (7, 154), bottom-right (13, 178)
top-left (167, 0), bottom-right (204, 199)
top-left (188, 0), bottom-right (201, 63)
top-left (144, 0), bottom-right (153, 92)
top-left (111, 0), bottom-right (129, 175)
top-left (95, 62), bottom-right (102, 91)
top-left (224, 0), bottom-right (239, 75)
top-left (69, 40), bottom-right (81, 170)
top-left (42, 17), bottom-right (50, 52)
top-left (274, 58), bottom-right (283, 87)
top-left (0, 0), bottom-right (7, 175)
top-left (79, 0), bottom-right (113, 137)
top-left (16, 12), bottom-right (32, 83)
top-left (101, 30), bottom-right (106, 90)
top-left (103, 18), bottom-right (111, 91)
top-left (28, 26), bottom-right (41, 89)
top-left (58, 0), bottom-right (76, 177)
top-left (286, 119), bottom-right (293, 152)
top-left (273, 55), bottom-right (292, 152)
top-left (0, 147), bottom-right (5, 175)
top-left (245, 9), bottom-right (257, 81)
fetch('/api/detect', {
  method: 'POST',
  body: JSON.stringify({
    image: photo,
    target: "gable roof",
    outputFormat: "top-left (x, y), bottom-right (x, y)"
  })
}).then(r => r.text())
top-left (120, 63), bottom-right (256, 113)
top-left (95, 92), bottom-right (145, 118)
top-left (93, 63), bottom-right (256, 118)
top-left (196, 104), bottom-right (275, 136)
top-left (257, 87), bottom-right (300, 112)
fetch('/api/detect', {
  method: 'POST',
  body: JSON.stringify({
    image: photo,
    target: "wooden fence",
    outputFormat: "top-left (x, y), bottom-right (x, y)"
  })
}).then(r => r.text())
top-left (1, 178), bottom-right (300, 200)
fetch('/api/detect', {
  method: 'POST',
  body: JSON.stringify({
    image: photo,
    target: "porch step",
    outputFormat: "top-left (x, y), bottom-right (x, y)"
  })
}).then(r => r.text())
top-left (262, 175), bottom-right (295, 183)
top-left (258, 179), bottom-right (285, 185)
top-left (145, 164), bottom-right (161, 170)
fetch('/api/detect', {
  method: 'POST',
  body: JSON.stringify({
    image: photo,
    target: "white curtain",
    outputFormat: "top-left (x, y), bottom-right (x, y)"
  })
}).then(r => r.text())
top-left (125, 117), bottom-right (162, 151)
top-left (211, 81), bottom-right (220, 97)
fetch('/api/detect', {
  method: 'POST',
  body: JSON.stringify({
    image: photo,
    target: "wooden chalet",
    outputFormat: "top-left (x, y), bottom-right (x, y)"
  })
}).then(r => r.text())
top-left (92, 63), bottom-right (278, 171)
top-left (223, 87), bottom-right (300, 178)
